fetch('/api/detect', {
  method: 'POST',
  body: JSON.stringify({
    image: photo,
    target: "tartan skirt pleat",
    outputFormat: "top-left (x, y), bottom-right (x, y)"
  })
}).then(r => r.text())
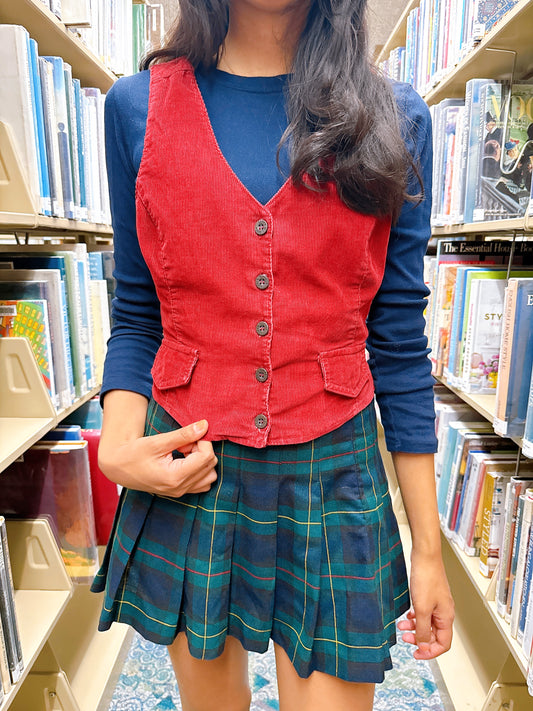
top-left (91, 398), bottom-right (410, 683)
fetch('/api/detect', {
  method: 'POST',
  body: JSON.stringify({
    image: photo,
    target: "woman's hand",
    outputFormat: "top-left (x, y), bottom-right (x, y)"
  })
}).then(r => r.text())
top-left (98, 390), bottom-right (218, 497)
top-left (99, 419), bottom-right (218, 497)
top-left (397, 551), bottom-right (454, 659)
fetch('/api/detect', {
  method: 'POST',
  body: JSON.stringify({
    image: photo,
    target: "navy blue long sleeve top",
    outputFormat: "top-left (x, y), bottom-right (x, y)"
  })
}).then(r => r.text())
top-left (101, 67), bottom-right (438, 453)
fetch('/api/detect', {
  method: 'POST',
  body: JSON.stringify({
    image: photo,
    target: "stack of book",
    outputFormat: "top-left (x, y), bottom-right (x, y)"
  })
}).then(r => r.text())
top-left (430, 79), bottom-right (533, 226)
top-left (0, 426), bottom-right (100, 583)
top-left (426, 238), bottom-right (533, 441)
top-left (0, 244), bottom-right (114, 409)
top-left (379, 0), bottom-right (519, 96)
top-left (0, 24), bottom-right (110, 224)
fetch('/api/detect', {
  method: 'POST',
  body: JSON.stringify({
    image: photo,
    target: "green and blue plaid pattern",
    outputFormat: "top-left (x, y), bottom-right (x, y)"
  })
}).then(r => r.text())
top-left (92, 398), bottom-right (409, 683)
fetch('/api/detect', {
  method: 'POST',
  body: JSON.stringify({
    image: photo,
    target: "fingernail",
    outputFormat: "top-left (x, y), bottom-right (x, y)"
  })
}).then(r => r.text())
top-left (193, 420), bottom-right (207, 433)
top-left (418, 642), bottom-right (430, 652)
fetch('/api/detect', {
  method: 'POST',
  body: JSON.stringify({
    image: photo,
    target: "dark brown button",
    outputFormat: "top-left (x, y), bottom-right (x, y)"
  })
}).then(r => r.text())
top-left (254, 414), bottom-right (268, 429)
top-left (255, 219), bottom-right (268, 236)
top-left (255, 274), bottom-right (269, 290)
top-left (256, 321), bottom-right (269, 336)
top-left (255, 367), bottom-right (268, 383)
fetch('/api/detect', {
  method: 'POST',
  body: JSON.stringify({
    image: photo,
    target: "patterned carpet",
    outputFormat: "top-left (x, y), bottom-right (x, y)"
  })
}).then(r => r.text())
top-left (106, 627), bottom-right (453, 711)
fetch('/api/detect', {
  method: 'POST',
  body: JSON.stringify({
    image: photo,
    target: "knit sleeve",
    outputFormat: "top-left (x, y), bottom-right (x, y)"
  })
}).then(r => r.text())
top-left (100, 74), bottom-right (162, 404)
top-left (366, 82), bottom-right (438, 453)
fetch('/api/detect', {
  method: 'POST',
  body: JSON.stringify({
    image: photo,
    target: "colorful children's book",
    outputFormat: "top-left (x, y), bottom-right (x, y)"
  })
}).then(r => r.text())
top-left (0, 298), bottom-right (56, 407)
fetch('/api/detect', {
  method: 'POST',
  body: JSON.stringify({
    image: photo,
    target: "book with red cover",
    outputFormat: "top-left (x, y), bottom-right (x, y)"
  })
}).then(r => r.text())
top-left (81, 429), bottom-right (119, 545)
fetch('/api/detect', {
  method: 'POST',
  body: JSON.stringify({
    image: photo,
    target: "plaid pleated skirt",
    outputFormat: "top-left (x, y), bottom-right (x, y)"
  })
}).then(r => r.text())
top-left (92, 398), bottom-right (410, 683)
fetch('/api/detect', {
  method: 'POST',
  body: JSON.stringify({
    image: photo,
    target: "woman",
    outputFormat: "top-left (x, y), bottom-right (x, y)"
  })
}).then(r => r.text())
top-left (92, 1), bottom-right (455, 709)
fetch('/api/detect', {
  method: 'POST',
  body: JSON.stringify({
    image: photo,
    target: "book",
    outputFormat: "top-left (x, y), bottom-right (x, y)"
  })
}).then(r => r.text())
top-left (81, 429), bottom-right (120, 545)
top-left (0, 520), bottom-right (23, 686)
top-left (63, 62), bottom-right (82, 221)
top-left (494, 278), bottom-right (533, 437)
top-left (517, 498), bottom-right (533, 643)
top-left (43, 56), bottom-right (75, 219)
top-left (0, 442), bottom-right (98, 583)
top-left (473, 81), bottom-right (506, 221)
top-left (523, 368), bottom-right (533, 458)
top-left (0, 298), bottom-right (57, 407)
top-left (28, 37), bottom-right (52, 216)
top-left (89, 279), bottom-right (110, 384)
top-left (461, 277), bottom-right (506, 393)
top-left (463, 78), bottom-right (494, 223)
top-left (479, 470), bottom-right (517, 577)
top-left (496, 476), bottom-right (533, 616)
top-left (0, 517), bottom-right (23, 684)
top-left (0, 266), bottom-right (74, 407)
top-left (445, 431), bottom-right (510, 534)
top-left (497, 83), bottom-right (533, 218)
top-left (509, 491), bottom-right (533, 633)
top-left (426, 239), bottom-right (533, 376)
top-left (39, 55), bottom-right (64, 218)
top-left (4, 256), bottom-right (75, 405)
top-left (0, 25), bottom-right (41, 213)
top-left (437, 420), bottom-right (491, 518)
top-left (460, 455), bottom-right (523, 556)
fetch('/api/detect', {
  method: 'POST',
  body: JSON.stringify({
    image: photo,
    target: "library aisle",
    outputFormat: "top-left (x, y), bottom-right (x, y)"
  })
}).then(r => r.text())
top-left (2, 0), bottom-right (533, 710)
top-left (103, 628), bottom-right (453, 711)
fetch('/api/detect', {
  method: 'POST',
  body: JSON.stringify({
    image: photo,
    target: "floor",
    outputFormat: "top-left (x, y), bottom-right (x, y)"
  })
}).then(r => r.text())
top-left (105, 626), bottom-right (454, 711)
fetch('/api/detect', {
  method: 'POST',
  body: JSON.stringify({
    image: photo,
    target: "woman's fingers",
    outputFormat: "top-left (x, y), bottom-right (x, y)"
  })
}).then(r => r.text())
top-left (148, 420), bottom-right (209, 455)
top-left (397, 606), bottom-right (453, 659)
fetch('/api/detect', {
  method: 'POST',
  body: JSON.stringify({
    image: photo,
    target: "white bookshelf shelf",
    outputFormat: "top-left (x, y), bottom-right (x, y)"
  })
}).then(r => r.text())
top-left (0, 213), bottom-right (113, 237)
top-left (1, 519), bottom-right (73, 711)
top-left (0, 339), bottom-right (101, 473)
top-left (49, 580), bottom-right (133, 711)
top-left (436, 377), bottom-right (526, 451)
top-left (444, 530), bottom-right (529, 677)
top-left (432, 217), bottom-right (531, 237)
top-left (0, 0), bottom-right (115, 92)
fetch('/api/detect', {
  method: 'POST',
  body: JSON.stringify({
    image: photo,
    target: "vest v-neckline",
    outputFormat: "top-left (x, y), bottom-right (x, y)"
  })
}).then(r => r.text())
top-left (187, 63), bottom-right (293, 212)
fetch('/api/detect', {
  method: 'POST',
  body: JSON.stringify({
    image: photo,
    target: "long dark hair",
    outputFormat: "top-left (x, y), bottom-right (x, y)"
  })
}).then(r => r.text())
top-left (141, 1), bottom-right (421, 222)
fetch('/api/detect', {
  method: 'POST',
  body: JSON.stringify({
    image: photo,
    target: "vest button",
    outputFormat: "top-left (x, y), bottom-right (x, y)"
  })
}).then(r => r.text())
top-left (255, 367), bottom-right (268, 383)
top-left (255, 274), bottom-right (270, 290)
top-left (256, 321), bottom-right (269, 336)
top-left (255, 219), bottom-right (268, 236)
top-left (254, 414), bottom-right (268, 429)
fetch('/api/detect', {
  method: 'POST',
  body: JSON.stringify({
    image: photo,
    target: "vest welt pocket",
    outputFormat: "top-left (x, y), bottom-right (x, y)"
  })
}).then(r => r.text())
top-left (151, 339), bottom-right (199, 390)
top-left (318, 344), bottom-right (370, 398)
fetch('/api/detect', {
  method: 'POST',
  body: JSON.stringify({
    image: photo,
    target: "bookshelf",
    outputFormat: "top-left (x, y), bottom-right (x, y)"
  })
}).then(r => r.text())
top-left (2, 519), bottom-right (73, 710)
top-left (378, 1), bottom-right (533, 708)
top-left (0, 3), bottom-right (131, 709)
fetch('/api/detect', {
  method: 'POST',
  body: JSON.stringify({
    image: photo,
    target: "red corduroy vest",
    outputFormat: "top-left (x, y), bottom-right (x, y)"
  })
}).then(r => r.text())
top-left (135, 58), bottom-right (392, 447)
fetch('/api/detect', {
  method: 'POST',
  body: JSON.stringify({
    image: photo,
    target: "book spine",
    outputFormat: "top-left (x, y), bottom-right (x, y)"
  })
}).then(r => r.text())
top-left (510, 496), bottom-right (533, 637)
top-left (494, 280), bottom-right (518, 430)
top-left (39, 56), bottom-right (64, 218)
top-left (496, 481), bottom-right (518, 616)
top-left (457, 454), bottom-right (481, 548)
top-left (0, 519), bottom-right (23, 684)
top-left (64, 63), bottom-right (82, 221)
top-left (507, 494), bottom-right (526, 620)
top-left (28, 37), bottom-right (52, 216)
top-left (518, 520), bottom-right (533, 644)
top-left (0, 521), bottom-right (22, 679)
top-left (479, 473), bottom-right (497, 576)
